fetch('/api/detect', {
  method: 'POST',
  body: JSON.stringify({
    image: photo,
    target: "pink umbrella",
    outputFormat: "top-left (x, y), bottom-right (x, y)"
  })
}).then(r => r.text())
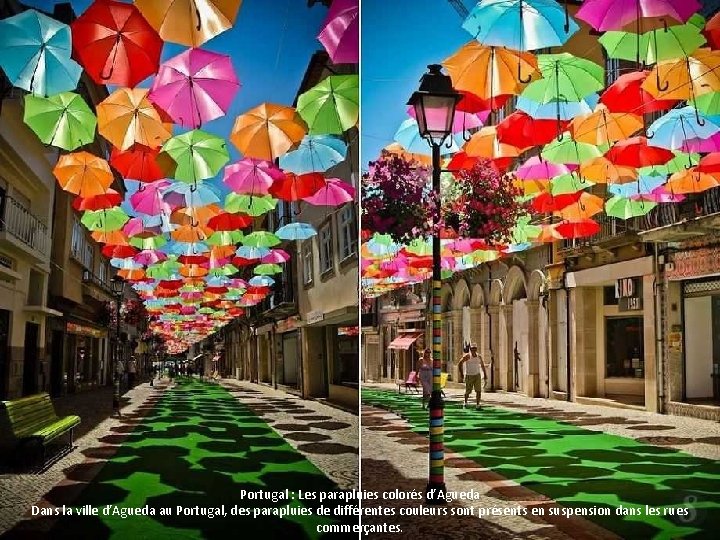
top-left (134, 249), bottom-right (167, 266)
top-left (223, 158), bottom-right (284, 195)
top-left (302, 178), bottom-right (355, 206)
top-left (407, 106), bottom-right (489, 134)
top-left (228, 278), bottom-right (248, 289)
top-left (317, 0), bottom-right (358, 64)
top-left (148, 48), bottom-right (240, 129)
top-left (130, 180), bottom-right (172, 215)
top-left (261, 249), bottom-right (291, 264)
top-left (515, 156), bottom-right (576, 180)
top-left (682, 132), bottom-right (720, 153)
top-left (576, 0), bottom-right (700, 31)
top-left (634, 185), bottom-right (686, 203)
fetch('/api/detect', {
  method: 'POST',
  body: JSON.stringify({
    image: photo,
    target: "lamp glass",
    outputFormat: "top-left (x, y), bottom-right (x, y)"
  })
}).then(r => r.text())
top-left (413, 93), bottom-right (458, 145)
top-left (111, 276), bottom-right (125, 295)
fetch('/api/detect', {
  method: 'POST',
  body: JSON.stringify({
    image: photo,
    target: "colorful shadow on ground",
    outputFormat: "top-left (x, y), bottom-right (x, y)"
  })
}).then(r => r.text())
top-left (362, 389), bottom-right (720, 539)
top-left (48, 380), bottom-right (353, 539)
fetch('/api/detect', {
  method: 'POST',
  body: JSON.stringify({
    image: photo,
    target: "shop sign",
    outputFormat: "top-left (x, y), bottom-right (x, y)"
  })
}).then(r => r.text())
top-left (306, 310), bottom-right (324, 325)
top-left (66, 322), bottom-right (106, 338)
top-left (667, 248), bottom-right (720, 280)
top-left (616, 277), bottom-right (643, 312)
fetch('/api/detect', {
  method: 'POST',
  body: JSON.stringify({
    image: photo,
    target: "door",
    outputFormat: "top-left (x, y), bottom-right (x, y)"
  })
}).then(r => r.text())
top-left (685, 296), bottom-right (713, 399)
top-left (0, 309), bottom-right (10, 400)
top-left (512, 298), bottom-right (529, 393)
top-left (50, 330), bottom-right (64, 397)
top-left (282, 332), bottom-right (298, 386)
top-left (23, 322), bottom-right (39, 396)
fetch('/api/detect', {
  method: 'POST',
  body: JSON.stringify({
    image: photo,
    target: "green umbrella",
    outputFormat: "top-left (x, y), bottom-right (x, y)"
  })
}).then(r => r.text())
top-left (81, 207), bottom-right (129, 231)
top-left (638, 151), bottom-right (699, 176)
top-left (404, 238), bottom-right (432, 256)
top-left (521, 53), bottom-right (604, 104)
top-left (605, 196), bottom-right (657, 220)
top-left (550, 173), bottom-right (595, 195)
top-left (146, 264), bottom-right (174, 280)
top-left (297, 74), bottom-right (359, 135)
top-left (541, 133), bottom-right (604, 164)
top-left (254, 263), bottom-right (283, 275)
top-left (206, 230), bottom-right (243, 246)
top-left (23, 92), bottom-right (96, 151)
top-left (510, 215), bottom-right (542, 243)
top-left (162, 129), bottom-right (229, 184)
top-left (691, 91), bottom-right (720, 116)
top-left (242, 231), bottom-right (281, 248)
top-left (208, 264), bottom-right (239, 276)
top-left (129, 235), bottom-right (167, 250)
top-left (224, 193), bottom-right (278, 216)
top-left (599, 22), bottom-right (705, 65)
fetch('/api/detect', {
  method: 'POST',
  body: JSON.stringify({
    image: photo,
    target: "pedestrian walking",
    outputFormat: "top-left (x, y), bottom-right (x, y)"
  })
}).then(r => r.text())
top-left (418, 348), bottom-right (433, 409)
top-left (458, 343), bottom-right (488, 410)
top-left (127, 356), bottom-right (138, 389)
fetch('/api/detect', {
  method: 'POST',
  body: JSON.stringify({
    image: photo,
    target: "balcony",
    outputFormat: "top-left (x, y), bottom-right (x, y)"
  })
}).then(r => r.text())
top-left (559, 214), bottom-right (643, 255)
top-left (81, 269), bottom-right (114, 304)
top-left (0, 196), bottom-right (50, 262)
top-left (640, 188), bottom-right (720, 243)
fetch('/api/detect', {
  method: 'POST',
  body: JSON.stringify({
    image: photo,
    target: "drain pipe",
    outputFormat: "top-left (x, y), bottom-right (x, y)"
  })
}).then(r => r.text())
top-left (653, 243), bottom-right (665, 413)
top-left (486, 267), bottom-right (494, 391)
top-left (564, 261), bottom-right (572, 402)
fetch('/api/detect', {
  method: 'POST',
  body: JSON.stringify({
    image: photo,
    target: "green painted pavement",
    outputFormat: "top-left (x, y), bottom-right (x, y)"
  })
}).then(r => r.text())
top-left (362, 388), bottom-right (720, 539)
top-left (51, 380), bottom-right (354, 539)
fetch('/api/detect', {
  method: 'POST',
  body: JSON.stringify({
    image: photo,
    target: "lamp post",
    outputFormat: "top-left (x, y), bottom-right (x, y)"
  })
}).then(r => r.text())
top-left (110, 276), bottom-right (125, 416)
top-left (407, 64), bottom-right (461, 504)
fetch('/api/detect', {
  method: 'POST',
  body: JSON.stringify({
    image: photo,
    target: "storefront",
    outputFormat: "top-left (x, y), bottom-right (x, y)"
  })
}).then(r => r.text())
top-left (386, 330), bottom-right (424, 379)
top-left (64, 321), bottom-right (107, 394)
top-left (276, 316), bottom-right (301, 390)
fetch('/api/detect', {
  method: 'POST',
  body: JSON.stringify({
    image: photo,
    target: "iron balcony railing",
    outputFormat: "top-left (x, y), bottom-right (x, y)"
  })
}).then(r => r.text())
top-left (0, 196), bottom-right (50, 257)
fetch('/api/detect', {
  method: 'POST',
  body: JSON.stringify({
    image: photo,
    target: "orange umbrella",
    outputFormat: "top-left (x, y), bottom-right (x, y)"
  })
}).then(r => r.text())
top-left (513, 177), bottom-right (548, 195)
top-left (171, 204), bottom-right (222, 226)
top-left (53, 151), bottom-right (113, 197)
top-left (570, 105), bottom-right (643, 146)
top-left (463, 126), bottom-right (523, 159)
top-left (443, 42), bottom-right (538, 99)
top-left (171, 224), bottom-right (213, 242)
top-left (179, 264), bottom-right (209, 278)
top-left (135, 0), bottom-right (241, 47)
top-left (383, 143), bottom-right (431, 165)
top-left (536, 224), bottom-right (564, 243)
top-left (231, 103), bottom-right (307, 161)
top-left (92, 230), bottom-right (128, 245)
top-left (96, 88), bottom-right (172, 150)
top-left (118, 268), bottom-right (146, 280)
top-left (666, 168), bottom-right (720, 193)
top-left (580, 156), bottom-right (637, 184)
top-left (643, 48), bottom-right (720, 101)
top-left (554, 192), bottom-right (605, 220)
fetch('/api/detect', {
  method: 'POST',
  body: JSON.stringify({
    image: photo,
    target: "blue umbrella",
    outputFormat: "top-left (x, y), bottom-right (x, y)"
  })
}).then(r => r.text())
top-left (249, 275), bottom-right (275, 287)
top-left (516, 93), bottom-right (599, 120)
top-left (462, 0), bottom-right (578, 51)
top-left (0, 10), bottom-right (82, 96)
top-left (162, 182), bottom-right (221, 206)
top-left (394, 118), bottom-right (460, 155)
top-left (279, 135), bottom-right (347, 174)
top-left (608, 175), bottom-right (667, 197)
top-left (164, 241), bottom-right (210, 255)
top-left (236, 246), bottom-right (271, 259)
top-left (275, 222), bottom-right (317, 240)
top-left (647, 106), bottom-right (720, 150)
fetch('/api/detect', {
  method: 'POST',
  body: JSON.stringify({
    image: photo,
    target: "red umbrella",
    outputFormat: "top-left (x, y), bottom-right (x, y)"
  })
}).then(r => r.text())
top-left (71, 0), bottom-right (163, 87)
top-left (102, 244), bottom-right (137, 258)
top-left (555, 219), bottom-right (601, 239)
top-left (269, 172), bottom-right (326, 201)
top-left (456, 91), bottom-right (510, 113)
top-left (496, 111), bottom-right (568, 148)
top-left (232, 256), bottom-right (258, 267)
top-left (599, 71), bottom-right (679, 114)
top-left (446, 151), bottom-right (481, 175)
top-left (72, 189), bottom-right (122, 211)
top-left (704, 12), bottom-right (720, 49)
top-left (207, 212), bottom-right (252, 231)
top-left (606, 136), bottom-right (674, 168)
top-left (697, 152), bottom-right (720, 174)
top-left (158, 280), bottom-right (182, 290)
top-left (110, 144), bottom-right (166, 183)
top-left (177, 254), bottom-right (209, 265)
top-left (531, 191), bottom-right (583, 213)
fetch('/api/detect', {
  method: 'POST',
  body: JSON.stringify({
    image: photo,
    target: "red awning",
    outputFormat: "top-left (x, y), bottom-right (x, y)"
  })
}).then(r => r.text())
top-left (387, 332), bottom-right (423, 350)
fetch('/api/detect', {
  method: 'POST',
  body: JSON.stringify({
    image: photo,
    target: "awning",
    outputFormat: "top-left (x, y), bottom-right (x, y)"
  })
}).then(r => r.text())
top-left (387, 332), bottom-right (423, 350)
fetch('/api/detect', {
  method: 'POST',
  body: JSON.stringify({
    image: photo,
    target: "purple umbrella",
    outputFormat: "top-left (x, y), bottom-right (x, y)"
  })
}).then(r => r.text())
top-left (148, 48), bottom-right (240, 129)
top-left (317, 0), bottom-right (358, 64)
top-left (130, 180), bottom-right (173, 215)
top-left (134, 249), bottom-right (168, 266)
top-left (223, 158), bottom-right (284, 195)
top-left (576, 0), bottom-right (701, 31)
top-left (682, 132), bottom-right (720, 153)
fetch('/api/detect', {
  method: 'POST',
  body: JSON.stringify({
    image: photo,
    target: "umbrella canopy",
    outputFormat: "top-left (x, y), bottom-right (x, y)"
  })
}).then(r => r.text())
top-left (462, 0), bottom-right (579, 51)
top-left (646, 106), bottom-right (720, 149)
top-left (72, 189), bottom-right (122, 212)
top-left (149, 48), bottom-right (240, 128)
top-left (81, 207), bottom-right (130, 231)
top-left (496, 110), bottom-right (566, 148)
top-left (53, 151), bottom-right (113, 197)
top-left (224, 193), bottom-right (278, 216)
top-left (522, 53), bottom-right (605, 104)
top-left (541, 132), bottom-right (604, 164)
top-left (705, 11), bottom-right (720, 49)
top-left (643, 49), bottom-right (720, 101)
top-left (134, 0), bottom-right (241, 47)
top-left (242, 231), bottom-right (280, 248)
top-left (269, 172), bottom-right (326, 202)
top-left (443, 42), bottom-right (538, 98)
top-left (162, 129), bottom-right (229, 183)
top-left (605, 196), bottom-right (657, 219)
top-left (71, 0), bottom-right (163, 87)
top-left (570, 105), bottom-right (643, 146)
top-left (516, 156), bottom-right (574, 180)
top-left (580, 156), bottom-right (637, 183)
top-left (599, 21), bottom-right (706, 65)
top-left (296, 74), bottom-right (359, 135)
top-left (130, 180), bottom-right (172, 215)
top-left (222, 158), bottom-right (283, 195)
top-left (96, 88), bottom-right (172, 150)
top-left (599, 70), bottom-right (679, 114)
top-left (0, 9), bottom-right (82, 96)
top-left (517, 93), bottom-right (600, 120)
top-left (606, 136), bottom-right (675, 167)
top-left (555, 192), bottom-right (605, 220)
top-left (279, 135), bottom-right (347, 173)
top-left (666, 168), bottom-right (720, 193)
top-left (23, 92), bottom-right (96, 151)
top-left (464, 126), bottom-right (523, 160)
top-left (555, 219), bottom-right (600, 239)
top-left (302, 178), bottom-right (355, 206)
top-left (110, 144), bottom-right (167, 182)
top-left (275, 222), bottom-right (317, 240)
top-left (231, 103), bottom-right (307, 161)
top-left (317, 0), bottom-right (358, 64)
top-left (394, 118), bottom-right (460, 155)
top-left (577, 0), bottom-right (700, 31)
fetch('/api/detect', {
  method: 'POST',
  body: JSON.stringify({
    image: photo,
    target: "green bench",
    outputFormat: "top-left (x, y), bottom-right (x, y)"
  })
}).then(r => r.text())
top-left (0, 393), bottom-right (80, 465)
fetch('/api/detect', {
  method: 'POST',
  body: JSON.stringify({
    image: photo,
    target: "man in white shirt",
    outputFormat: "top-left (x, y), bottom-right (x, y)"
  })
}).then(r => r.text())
top-left (458, 343), bottom-right (487, 409)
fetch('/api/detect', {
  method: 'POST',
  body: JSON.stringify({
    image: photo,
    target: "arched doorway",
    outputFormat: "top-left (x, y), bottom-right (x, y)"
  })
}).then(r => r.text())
top-left (528, 270), bottom-right (549, 398)
top-left (504, 266), bottom-right (528, 393)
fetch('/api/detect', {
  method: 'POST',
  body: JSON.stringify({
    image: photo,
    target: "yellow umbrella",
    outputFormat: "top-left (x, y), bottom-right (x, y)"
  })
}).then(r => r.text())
top-left (570, 105), bottom-right (643, 146)
top-left (231, 103), bottom-right (307, 161)
top-left (383, 143), bottom-right (432, 165)
top-left (666, 168), bottom-right (720, 193)
top-left (643, 48), bottom-right (720, 101)
top-left (135, 0), bottom-right (241, 47)
top-left (96, 88), bottom-right (172, 151)
top-left (554, 192), bottom-right (605, 220)
top-left (463, 126), bottom-right (523, 159)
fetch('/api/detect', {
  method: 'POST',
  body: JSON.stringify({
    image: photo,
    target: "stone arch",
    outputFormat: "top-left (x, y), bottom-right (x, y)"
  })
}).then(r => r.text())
top-left (440, 283), bottom-right (453, 313)
top-left (527, 270), bottom-right (546, 302)
top-left (452, 279), bottom-right (471, 310)
top-left (470, 283), bottom-right (485, 308)
top-left (503, 265), bottom-right (527, 303)
top-left (489, 278), bottom-right (503, 305)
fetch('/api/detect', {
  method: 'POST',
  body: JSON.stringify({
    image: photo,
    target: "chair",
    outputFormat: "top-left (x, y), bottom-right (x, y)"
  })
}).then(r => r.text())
top-left (397, 371), bottom-right (420, 394)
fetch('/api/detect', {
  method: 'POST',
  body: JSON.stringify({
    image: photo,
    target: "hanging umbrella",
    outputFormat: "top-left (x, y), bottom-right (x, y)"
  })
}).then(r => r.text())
top-left (163, 182), bottom-right (221, 207)
top-left (555, 219), bottom-right (600, 239)
top-left (383, 143), bottom-right (432, 165)
top-left (407, 105), bottom-right (489, 135)
top-left (464, 126), bottom-right (523, 160)
top-left (92, 230), bottom-right (129, 245)
top-left (643, 49), bottom-right (720, 102)
top-left (261, 249), bottom-right (290, 264)
top-left (499, 110), bottom-right (568, 148)
top-left (275, 222), bottom-right (317, 240)
top-left (242, 231), bottom-right (281, 248)
top-left (134, 249), bottom-right (167, 266)
top-left (576, 0), bottom-right (700, 32)
top-left (531, 191), bottom-right (583, 213)
top-left (223, 158), bottom-right (283, 195)
top-left (549, 173), bottom-right (596, 195)
top-left (570, 105), bottom-right (643, 146)
top-left (606, 136), bottom-right (674, 167)
top-left (442, 42), bottom-right (538, 98)
top-left (541, 132), bottom-right (604, 164)
top-left (23, 92), bottom-right (96, 151)
top-left (134, 0), bottom-right (241, 47)
top-left (103, 245), bottom-right (137, 259)
top-left (171, 204), bottom-right (222, 226)
top-left (171, 224), bottom-right (213, 243)
top-left (317, 0), bottom-right (358, 64)
top-left (521, 53), bottom-right (605, 105)
top-left (53, 151), bottom-right (113, 197)
top-left (599, 22), bottom-right (706, 65)
top-left (296, 74), bottom-right (359, 135)
top-left (638, 185), bottom-right (685, 203)
top-left (224, 193), bottom-right (278, 216)
top-left (253, 263), bottom-right (283, 275)
top-left (462, 0), bottom-right (578, 51)
top-left (605, 196), bottom-right (657, 219)
top-left (130, 180), bottom-right (172, 215)
top-left (162, 129), bottom-right (230, 184)
top-left (96, 88), bottom-right (172, 150)
top-left (249, 275), bottom-right (275, 287)
top-left (580, 156), bottom-right (637, 184)
top-left (206, 230), bottom-right (243, 246)
top-left (130, 234), bottom-right (167, 250)
top-left (72, 189), bottom-right (122, 212)
top-left (394, 118), bottom-right (460, 155)
top-left (646, 106), bottom-right (720, 149)
top-left (206, 212), bottom-right (252, 231)
top-left (599, 70), bottom-right (679, 114)
top-left (231, 103), bottom-right (307, 161)
top-left (692, 91), bottom-right (720, 116)
top-left (236, 246), bottom-right (271, 259)
top-left (71, 0), bottom-right (163, 87)
top-left (555, 192), bottom-right (605, 220)
top-left (302, 178), bottom-right (355, 206)
top-left (705, 11), bottom-right (720, 49)
top-left (666, 168), bottom-right (720, 193)
top-left (110, 144), bottom-right (167, 183)
top-left (516, 156), bottom-right (574, 180)
top-left (149, 48), bottom-right (240, 128)
top-left (279, 135), bottom-right (347, 173)
top-left (81, 207), bottom-right (130, 232)
top-left (269, 172), bottom-right (326, 202)
top-left (608, 175), bottom-right (666, 197)
top-left (0, 9), bottom-right (82, 96)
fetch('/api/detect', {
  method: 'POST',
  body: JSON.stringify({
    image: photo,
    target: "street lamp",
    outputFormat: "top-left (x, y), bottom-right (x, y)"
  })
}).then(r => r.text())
top-left (110, 275), bottom-right (125, 416)
top-left (407, 64), bottom-right (461, 505)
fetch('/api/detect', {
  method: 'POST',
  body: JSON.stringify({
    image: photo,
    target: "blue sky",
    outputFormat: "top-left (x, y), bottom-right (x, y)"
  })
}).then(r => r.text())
top-left (361, 0), bottom-right (471, 169)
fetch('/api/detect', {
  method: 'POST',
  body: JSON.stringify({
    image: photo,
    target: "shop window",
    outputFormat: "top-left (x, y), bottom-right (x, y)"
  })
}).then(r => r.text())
top-left (71, 216), bottom-right (93, 269)
top-left (302, 240), bottom-right (313, 285)
top-left (606, 317), bottom-right (644, 377)
top-left (319, 224), bottom-right (333, 274)
top-left (337, 204), bottom-right (357, 260)
top-left (334, 328), bottom-right (358, 387)
top-left (603, 286), bottom-right (619, 306)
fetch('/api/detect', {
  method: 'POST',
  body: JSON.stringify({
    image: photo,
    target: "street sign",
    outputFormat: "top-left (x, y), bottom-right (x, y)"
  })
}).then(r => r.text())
top-left (616, 277), bottom-right (642, 312)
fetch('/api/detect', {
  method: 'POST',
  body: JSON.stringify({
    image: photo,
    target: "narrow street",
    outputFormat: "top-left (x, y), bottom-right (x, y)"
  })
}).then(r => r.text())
top-left (1, 379), bottom-right (358, 539)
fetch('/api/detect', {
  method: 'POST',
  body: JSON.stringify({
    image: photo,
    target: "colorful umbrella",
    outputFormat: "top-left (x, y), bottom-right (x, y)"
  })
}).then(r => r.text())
top-left (599, 22), bottom-right (706, 65)
top-left (496, 110), bottom-right (566, 148)
top-left (224, 193), bottom-right (278, 216)
top-left (394, 118), bottom-right (460, 155)
top-left (541, 133), bottom-right (603, 164)
top-left (222, 158), bottom-right (284, 195)
top-left (576, 0), bottom-right (700, 31)
top-left (296, 74), bottom-right (359, 135)
top-left (516, 156), bottom-right (574, 180)
top-left (608, 174), bottom-right (666, 197)
top-left (162, 129), bottom-right (229, 184)
top-left (269, 172), bottom-right (326, 201)
top-left (705, 11), bottom-right (720, 49)
top-left (464, 126), bottom-right (523, 160)
top-left (599, 70), bottom-right (678, 114)
top-left (555, 219), bottom-right (600, 239)
top-left (53, 151), bottom-right (113, 197)
top-left (555, 192), bottom-right (605, 220)
top-left (549, 173), bottom-right (596, 195)
top-left (666, 168), bottom-right (720, 193)
top-left (72, 189), bottom-right (122, 212)
top-left (570, 105), bottom-right (643, 146)
top-left (643, 49), bottom-right (720, 101)
top-left (231, 103), bottom-right (307, 161)
top-left (605, 196), bottom-right (657, 219)
top-left (521, 53), bottom-right (605, 104)
top-left (517, 93), bottom-right (600, 120)
top-left (134, 0), bottom-right (241, 47)
top-left (71, 0), bottom-right (163, 87)
top-left (0, 9), bottom-right (82, 96)
top-left (149, 48), bottom-right (240, 128)
top-left (606, 136), bottom-right (675, 167)
top-left (302, 178), bottom-right (355, 206)
top-left (23, 92), bottom-right (96, 150)
top-left (253, 263), bottom-right (283, 275)
top-left (580, 156), bottom-right (637, 184)
top-left (646, 106), bottom-right (720, 149)
top-left (81, 207), bottom-right (130, 231)
top-left (317, 0), bottom-right (358, 64)
top-left (275, 222), bottom-right (317, 241)
top-left (96, 88), bottom-right (172, 150)
top-left (110, 144), bottom-right (167, 183)
top-left (130, 180), bottom-right (172, 215)
top-left (279, 135), bottom-right (347, 173)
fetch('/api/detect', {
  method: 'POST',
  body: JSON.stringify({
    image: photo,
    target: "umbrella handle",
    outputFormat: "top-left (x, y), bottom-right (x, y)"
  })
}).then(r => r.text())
top-left (195, 6), bottom-right (202, 31)
top-left (656, 70), bottom-right (669, 92)
top-left (695, 108), bottom-right (706, 126)
top-left (517, 60), bottom-right (532, 84)
top-left (563, 0), bottom-right (570, 33)
top-left (293, 201), bottom-right (302, 216)
top-left (645, 129), bottom-right (654, 139)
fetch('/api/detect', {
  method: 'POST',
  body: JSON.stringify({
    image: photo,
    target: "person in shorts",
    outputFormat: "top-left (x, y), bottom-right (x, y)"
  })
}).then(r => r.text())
top-left (458, 343), bottom-right (487, 409)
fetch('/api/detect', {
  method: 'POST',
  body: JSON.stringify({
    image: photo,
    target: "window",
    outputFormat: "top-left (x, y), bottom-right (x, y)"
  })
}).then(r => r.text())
top-left (98, 260), bottom-right (108, 285)
top-left (337, 204), bottom-right (357, 260)
top-left (319, 224), bottom-right (333, 274)
top-left (302, 241), bottom-right (313, 285)
top-left (71, 216), bottom-right (93, 269)
top-left (606, 317), bottom-right (644, 378)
